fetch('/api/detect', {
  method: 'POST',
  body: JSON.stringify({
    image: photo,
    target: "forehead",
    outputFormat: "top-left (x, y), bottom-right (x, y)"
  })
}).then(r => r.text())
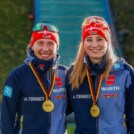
top-left (36, 38), bottom-right (55, 43)
top-left (86, 35), bottom-right (103, 38)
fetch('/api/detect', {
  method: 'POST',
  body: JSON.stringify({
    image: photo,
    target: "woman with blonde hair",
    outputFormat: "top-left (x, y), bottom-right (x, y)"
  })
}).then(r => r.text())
top-left (66, 16), bottom-right (134, 134)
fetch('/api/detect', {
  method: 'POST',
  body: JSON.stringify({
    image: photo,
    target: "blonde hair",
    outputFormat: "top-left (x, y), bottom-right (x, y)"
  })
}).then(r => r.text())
top-left (69, 16), bottom-right (118, 89)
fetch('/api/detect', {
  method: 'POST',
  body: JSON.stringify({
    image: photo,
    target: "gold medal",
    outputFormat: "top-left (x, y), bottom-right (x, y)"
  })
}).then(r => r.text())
top-left (42, 100), bottom-right (54, 112)
top-left (86, 67), bottom-right (103, 118)
top-left (30, 63), bottom-right (56, 113)
top-left (90, 105), bottom-right (100, 117)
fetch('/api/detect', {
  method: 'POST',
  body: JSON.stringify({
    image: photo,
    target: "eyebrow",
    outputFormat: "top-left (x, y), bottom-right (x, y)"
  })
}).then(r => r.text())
top-left (36, 40), bottom-right (44, 43)
top-left (86, 36), bottom-right (103, 39)
top-left (96, 36), bottom-right (102, 38)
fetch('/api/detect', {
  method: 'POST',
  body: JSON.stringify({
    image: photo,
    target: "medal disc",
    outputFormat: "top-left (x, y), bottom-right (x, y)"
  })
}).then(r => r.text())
top-left (42, 100), bottom-right (54, 112)
top-left (90, 105), bottom-right (100, 117)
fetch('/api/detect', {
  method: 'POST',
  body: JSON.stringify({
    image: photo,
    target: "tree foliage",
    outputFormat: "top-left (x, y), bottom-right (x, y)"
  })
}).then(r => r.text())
top-left (0, 0), bottom-right (33, 95)
top-left (110, 0), bottom-right (134, 65)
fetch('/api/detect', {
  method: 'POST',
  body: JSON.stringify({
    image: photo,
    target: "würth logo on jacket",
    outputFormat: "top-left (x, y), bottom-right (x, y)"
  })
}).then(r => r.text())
top-left (106, 75), bottom-right (115, 85)
top-left (55, 77), bottom-right (63, 87)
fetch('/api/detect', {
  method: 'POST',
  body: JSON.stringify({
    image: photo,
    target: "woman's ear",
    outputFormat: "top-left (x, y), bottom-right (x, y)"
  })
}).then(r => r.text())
top-left (29, 48), bottom-right (34, 56)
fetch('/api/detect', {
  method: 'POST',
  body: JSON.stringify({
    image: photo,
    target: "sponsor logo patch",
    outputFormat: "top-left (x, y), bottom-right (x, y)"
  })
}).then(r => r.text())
top-left (4, 85), bottom-right (13, 98)
top-left (54, 95), bottom-right (66, 99)
top-left (55, 77), bottom-right (63, 87)
top-left (106, 75), bottom-right (115, 85)
top-left (89, 31), bottom-right (97, 34)
top-left (23, 97), bottom-right (45, 101)
top-left (101, 86), bottom-right (120, 91)
top-left (114, 63), bottom-right (120, 69)
top-left (102, 94), bottom-right (119, 98)
top-left (53, 88), bottom-right (66, 93)
top-left (73, 94), bottom-right (91, 99)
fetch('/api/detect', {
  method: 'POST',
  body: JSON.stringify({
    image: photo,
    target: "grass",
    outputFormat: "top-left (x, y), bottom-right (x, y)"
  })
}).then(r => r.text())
top-left (67, 126), bottom-right (75, 134)
top-left (67, 123), bottom-right (75, 134)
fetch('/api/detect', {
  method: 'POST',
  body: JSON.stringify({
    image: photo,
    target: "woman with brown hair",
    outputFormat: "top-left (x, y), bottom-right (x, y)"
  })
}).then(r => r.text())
top-left (1, 21), bottom-right (67, 134)
top-left (66, 16), bottom-right (134, 134)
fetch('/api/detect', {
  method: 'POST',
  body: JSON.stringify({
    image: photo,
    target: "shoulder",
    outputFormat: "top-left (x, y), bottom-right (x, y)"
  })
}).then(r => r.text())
top-left (118, 58), bottom-right (134, 72)
top-left (111, 58), bottom-right (133, 71)
top-left (68, 64), bottom-right (75, 73)
top-left (115, 58), bottom-right (134, 76)
top-left (58, 64), bottom-right (68, 71)
top-left (121, 58), bottom-right (134, 79)
top-left (8, 64), bottom-right (28, 78)
top-left (66, 64), bottom-right (74, 79)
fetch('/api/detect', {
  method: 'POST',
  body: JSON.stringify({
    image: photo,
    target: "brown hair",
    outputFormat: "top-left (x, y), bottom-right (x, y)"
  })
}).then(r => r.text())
top-left (69, 16), bottom-right (118, 89)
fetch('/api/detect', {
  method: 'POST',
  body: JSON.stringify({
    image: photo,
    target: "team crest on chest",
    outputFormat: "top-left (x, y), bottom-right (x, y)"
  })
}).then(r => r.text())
top-left (105, 75), bottom-right (115, 85)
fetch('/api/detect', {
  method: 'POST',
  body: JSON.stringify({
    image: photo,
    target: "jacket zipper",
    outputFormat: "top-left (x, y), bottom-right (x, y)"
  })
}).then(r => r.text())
top-left (47, 113), bottom-right (51, 134)
top-left (95, 75), bottom-right (99, 134)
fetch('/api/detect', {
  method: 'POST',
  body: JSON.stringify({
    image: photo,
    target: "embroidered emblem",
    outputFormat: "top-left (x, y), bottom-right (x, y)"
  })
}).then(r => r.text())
top-left (102, 94), bottom-right (119, 98)
top-left (54, 95), bottom-right (66, 99)
top-left (3, 85), bottom-right (13, 98)
top-left (106, 75), bottom-right (115, 85)
top-left (55, 77), bottom-right (63, 86)
top-left (114, 63), bottom-right (120, 69)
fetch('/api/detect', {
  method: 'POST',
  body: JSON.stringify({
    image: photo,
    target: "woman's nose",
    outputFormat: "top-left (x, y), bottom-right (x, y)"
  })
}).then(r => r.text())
top-left (42, 44), bottom-right (49, 50)
top-left (92, 41), bottom-right (98, 47)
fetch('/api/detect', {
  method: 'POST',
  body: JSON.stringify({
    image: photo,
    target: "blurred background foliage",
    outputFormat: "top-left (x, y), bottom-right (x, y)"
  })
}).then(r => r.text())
top-left (0, 0), bottom-right (33, 97)
top-left (110, 0), bottom-right (134, 65)
top-left (0, 0), bottom-right (134, 99)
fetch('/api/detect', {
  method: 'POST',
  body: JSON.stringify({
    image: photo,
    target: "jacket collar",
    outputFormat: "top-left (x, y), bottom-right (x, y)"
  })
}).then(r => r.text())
top-left (24, 49), bottom-right (60, 71)
top-left (84, 55), bottom-right (106, 75)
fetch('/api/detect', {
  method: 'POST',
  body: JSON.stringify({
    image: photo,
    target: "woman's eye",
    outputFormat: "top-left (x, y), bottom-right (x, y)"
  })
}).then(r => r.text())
top-left (97, 38), bottom-right (102, 41)
top-left (48, 42), bottom-right (54, 46)
top-left (38, 42), bottom-right (43, 45)
top-left (86, 38), bottom-right (92, 42)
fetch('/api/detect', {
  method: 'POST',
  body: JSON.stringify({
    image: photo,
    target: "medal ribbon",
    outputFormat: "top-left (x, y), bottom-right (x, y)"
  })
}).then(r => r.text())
top-left (86, 66), bottom-right (103, 105)
top-left (29, 62), bottom-right (56, 100)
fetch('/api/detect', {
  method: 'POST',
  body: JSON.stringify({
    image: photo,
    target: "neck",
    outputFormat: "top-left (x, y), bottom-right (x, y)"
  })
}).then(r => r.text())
top-left (85, 56), bottom-right (106, 75)
top-left (89, 58), bottom-right (103, 64)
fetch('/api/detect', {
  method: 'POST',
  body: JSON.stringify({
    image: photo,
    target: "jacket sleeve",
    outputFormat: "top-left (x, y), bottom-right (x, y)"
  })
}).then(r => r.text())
top-left (65, 67), bottom-right (73, 116)
top-left (66, 85), bottom-right (73, 116)
top-left (1, 69), bottom-right (21, 134)
top-left (125, 63), bottom-right (134, 133)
